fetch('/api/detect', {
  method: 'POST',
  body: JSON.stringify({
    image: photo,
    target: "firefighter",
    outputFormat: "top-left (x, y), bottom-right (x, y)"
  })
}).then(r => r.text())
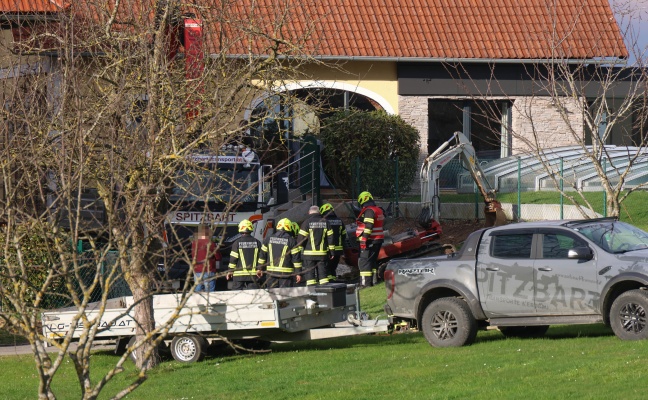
top-left (355, 191), bottom-right (384, 287)
top-left (289, 220), bottom-right (306, 286)
top-left (299, 205), bottom-right (333, 286)
top-left (257, 218), bottom-right (302, 288)
top-left (226, 219), bottom-right (262, 290)
top-left (320, 203), bottom-right (346, 283)
top-left (290, 221), bottom-right (301, 240)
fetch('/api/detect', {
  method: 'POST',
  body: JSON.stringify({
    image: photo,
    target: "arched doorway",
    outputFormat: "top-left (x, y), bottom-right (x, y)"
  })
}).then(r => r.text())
top-left (246, 87), bottom-right (386, 188)
top-left (247, 87), bottom-right (384, 154)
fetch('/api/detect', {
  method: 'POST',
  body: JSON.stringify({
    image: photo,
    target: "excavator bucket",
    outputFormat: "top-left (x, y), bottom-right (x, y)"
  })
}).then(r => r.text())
top-left (484, 201), bottom-right (507, 227)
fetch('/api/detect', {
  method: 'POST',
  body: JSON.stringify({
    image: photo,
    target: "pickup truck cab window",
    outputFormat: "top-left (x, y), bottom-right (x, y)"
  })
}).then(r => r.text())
top-left (491, 233), bottom-right (533, 258)
top-left (541, 233), bottom-right (587, 259)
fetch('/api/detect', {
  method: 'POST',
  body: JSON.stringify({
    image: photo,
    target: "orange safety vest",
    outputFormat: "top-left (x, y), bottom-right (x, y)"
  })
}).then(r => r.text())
top-left (355, 205), bottom-right (385, 241)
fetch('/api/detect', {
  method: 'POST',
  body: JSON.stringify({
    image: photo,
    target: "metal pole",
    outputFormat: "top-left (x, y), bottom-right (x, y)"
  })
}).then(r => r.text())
top-left (603, 158), bottom-right (607, 217)
top-left (314, 143), bottom-right (321, 206)
top-left (394, 157), bottom-right (400, 217)
top-left (517, 157), bottom-right (522, 221)
top-left (355, 157), bottom-right (360, 199)
top-left (560, 157), bottom-right (564, 219)
top-left (474, 183), bottom-right (479, 220)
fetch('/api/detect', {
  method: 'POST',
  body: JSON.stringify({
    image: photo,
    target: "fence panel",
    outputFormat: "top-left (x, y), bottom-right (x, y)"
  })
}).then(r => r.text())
top-left (352, 157), bottom-right (418, 215)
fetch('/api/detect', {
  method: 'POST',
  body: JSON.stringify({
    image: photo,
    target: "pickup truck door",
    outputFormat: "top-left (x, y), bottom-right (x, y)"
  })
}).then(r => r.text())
top-left (476, 230), bottom-right (536, 316)
top-left (534, 231), bottom-right (599, 314)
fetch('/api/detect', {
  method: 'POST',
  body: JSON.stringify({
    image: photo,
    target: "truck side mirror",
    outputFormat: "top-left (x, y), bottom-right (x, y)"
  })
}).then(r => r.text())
top-left (567, 246), bottom-right (593, 260)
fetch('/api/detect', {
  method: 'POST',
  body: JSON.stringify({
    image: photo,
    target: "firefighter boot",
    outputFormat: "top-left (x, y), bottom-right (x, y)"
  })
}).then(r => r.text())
top-left (361, 276), bottom-right (373, 288)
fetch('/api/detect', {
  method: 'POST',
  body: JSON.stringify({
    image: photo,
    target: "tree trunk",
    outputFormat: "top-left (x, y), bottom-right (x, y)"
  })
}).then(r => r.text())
top-left (128, 271), bottom-right (160, 370)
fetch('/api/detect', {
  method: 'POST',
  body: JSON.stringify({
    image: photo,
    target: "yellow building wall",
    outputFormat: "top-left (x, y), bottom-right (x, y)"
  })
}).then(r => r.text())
top-left (295, 61), bottom-right (398, 114)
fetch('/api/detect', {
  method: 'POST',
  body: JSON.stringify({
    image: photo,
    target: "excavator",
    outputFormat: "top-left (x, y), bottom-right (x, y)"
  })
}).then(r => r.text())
top-left (419, 131), bottom-right (507, 228)
top-left (344, 131), bottom-right (506, 278)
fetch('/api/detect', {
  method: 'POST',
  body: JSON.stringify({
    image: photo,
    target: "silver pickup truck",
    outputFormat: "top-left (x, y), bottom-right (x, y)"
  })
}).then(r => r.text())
top-left (384, 217), bottom-right (648, 347)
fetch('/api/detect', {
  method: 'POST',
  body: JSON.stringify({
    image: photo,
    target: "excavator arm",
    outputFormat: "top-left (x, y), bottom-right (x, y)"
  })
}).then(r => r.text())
top-left (420, 131), bottom-right (505, 227)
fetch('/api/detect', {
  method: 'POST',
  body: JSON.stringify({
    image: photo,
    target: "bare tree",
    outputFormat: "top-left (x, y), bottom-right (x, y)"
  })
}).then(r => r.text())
top-left (0, 0), bottom-right (323, 398)
top-left (438, 2), bottom-right (646, 219)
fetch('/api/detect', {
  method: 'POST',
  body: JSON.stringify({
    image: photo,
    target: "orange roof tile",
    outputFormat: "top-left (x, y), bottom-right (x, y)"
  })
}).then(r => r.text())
top-left (2, 0), bottom-right (628, 60)
top-left (0, 0), bottom-right (67, 12)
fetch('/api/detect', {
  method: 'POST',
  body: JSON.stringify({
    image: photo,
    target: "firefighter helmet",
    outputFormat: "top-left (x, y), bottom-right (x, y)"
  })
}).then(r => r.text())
top-left (238, 219), bottom-right (253, 233)
top-left (291, 221), bottom-right (300, 236)
top-left (276, 218), bottom-right (292, 232)
top-left (357, 191), bottom-right (373, 206)
top-left (320, 203), bottom-right (334, 215)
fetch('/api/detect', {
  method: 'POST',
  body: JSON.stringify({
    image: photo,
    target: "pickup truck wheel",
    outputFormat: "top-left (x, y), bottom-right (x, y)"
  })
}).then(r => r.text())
top-left (170, 335), bottom-right (207, 363)
top-left (421, 297), bottom-right (477, 347)
top-left (499, 325), bottom-right (549, 338)
top-left (610, 290), bottom-right (648, 341)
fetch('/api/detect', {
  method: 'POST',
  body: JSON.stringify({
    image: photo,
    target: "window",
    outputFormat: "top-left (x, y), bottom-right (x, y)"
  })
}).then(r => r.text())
top-left (541, 233), bottom-right (586, 259)
top-left (491, 234), bottom-right (533, 258)
top-left (574, 221), bottom-right (648, 254)
top-left (428, 99), bottom-right (512, 190)
top-left (428, 99), bottom-right (511, 159)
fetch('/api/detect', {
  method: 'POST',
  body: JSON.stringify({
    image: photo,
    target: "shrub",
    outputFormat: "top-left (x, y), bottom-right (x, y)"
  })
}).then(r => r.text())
top-left (319, 109), bottom-right (420, 198)
top-left (0, 225), bottom-right (71, 310)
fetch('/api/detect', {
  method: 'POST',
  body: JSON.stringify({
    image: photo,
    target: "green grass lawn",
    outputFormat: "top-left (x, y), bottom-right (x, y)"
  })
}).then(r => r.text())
top-left (1, 284), bottom-right (647, 399)
top-left (5, 190), bottom-right (648, 398)
top-left (404, 190), bottom-right (648, 230)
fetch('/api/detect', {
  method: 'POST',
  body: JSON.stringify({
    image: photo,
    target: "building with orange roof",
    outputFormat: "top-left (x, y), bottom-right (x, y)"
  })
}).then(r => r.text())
top-left (0, 0), bottom-right (633, 166)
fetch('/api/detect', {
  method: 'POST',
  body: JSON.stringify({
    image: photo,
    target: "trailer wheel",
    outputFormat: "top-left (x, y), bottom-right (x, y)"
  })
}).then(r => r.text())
top-left (421, 297), bottom-right (477, 347)
top-left (610, 290), bottom-right (648, 341)
top-left (127, 337), bottom-right (139, 364)
top-left (170, 335), bottom-right (207, 363)
top-left (126, 336), bottom-right (170, 363)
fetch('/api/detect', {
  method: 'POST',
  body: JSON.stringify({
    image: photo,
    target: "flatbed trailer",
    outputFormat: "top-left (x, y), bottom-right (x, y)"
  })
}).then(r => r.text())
top-left (42, 283), bottom-right (390, 362)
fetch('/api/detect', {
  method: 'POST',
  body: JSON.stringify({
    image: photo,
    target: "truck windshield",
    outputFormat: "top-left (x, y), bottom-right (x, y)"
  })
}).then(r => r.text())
top-left (573, 221), bottom-right (648, 254)
top-left (171, 166), bottom-right (258, 203)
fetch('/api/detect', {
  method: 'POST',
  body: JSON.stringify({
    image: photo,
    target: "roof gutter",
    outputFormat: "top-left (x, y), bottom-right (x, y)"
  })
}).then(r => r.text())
top-left (0, 13), bottom-right (66, 23)
top-left (223, 54), bottom-right (628, 66)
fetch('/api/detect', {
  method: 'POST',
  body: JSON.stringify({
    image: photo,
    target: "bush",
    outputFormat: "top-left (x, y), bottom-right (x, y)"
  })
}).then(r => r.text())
top-left (0, 225), bottom-right (71, 310)
top-left (319, 109), bottom-right (420, 198)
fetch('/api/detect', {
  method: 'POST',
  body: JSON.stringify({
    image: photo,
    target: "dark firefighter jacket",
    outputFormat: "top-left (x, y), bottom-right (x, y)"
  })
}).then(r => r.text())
top-left (259, 230), bottom-right (302, 276)
top-left (299, 214), bottom-right (334, 259)
top-left (227, 234), bottom-right (261, 280)
top-left (324, 213), bottom-right (346, 255)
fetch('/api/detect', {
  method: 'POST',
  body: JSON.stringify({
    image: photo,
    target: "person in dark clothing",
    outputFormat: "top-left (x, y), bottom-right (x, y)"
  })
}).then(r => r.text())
top-left (355, 191), bottom-right (384, 287)
top-left (226, 219), bottom-right (262, 290)
top-left (299, 205), bottom-right (333, 286)
top-left (320, 203), bottom-right (346, 283)
top-left (257, 218), bottom-right (302, 288)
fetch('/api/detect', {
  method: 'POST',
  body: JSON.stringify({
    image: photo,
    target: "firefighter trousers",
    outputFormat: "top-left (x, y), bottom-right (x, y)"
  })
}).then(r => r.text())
top-left (230, 279), bottom-right (260, 290)
top-left (265, 276), bottom-right (295, 288)
top-left (358, 240), bottom-right (383, 286)
top-left (326, 254), bottom-right (341, 282)
top-left (303, 257), bottom-right (329, 285)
